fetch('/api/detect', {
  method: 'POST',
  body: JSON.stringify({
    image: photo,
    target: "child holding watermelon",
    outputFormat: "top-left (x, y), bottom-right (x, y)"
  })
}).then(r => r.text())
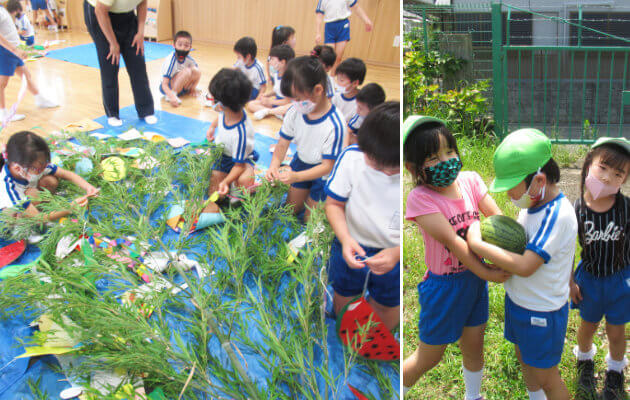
top-left (0, 131), bottom-right (98, 223)
top-left (324, 101), bottom-right (400, 331)
top-left (466, 128), bottom-right (578, 400)
top-left (402, 116), bottom-right (510, 399)
top-left (569, 137), bottom-right (629, 400)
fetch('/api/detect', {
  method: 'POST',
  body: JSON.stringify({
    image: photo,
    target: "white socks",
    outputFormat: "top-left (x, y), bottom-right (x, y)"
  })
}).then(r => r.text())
top-left (463, 367), bottom-right (483, 400)
top-left (606, 353), bottom-right (628, 373)
top-left (528, 389), bottom-right (547, 400)
top-left (573, 345), bottom-right (596, 361)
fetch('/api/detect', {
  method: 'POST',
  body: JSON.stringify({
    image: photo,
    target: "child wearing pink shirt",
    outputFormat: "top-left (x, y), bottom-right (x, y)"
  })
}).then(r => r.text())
top-left (401, 116), bottom-right (510, 399)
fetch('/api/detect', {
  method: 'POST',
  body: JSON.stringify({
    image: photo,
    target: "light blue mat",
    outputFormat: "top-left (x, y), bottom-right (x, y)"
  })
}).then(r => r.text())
top-left (46, 41), bottom-right (173, 69)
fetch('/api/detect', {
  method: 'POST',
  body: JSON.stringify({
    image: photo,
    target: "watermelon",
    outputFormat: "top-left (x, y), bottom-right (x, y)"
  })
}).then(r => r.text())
top-left (348, 384), bottom-right (376, 400)
top-left (336, 296), bottom-right (399, 361)
top-left (0, 240), bottom-right (26, 268)
top-left (480, 215), bottom-right (527, 254)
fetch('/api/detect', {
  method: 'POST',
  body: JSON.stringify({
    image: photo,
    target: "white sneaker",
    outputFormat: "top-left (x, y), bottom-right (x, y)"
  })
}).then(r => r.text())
top-left (253, 109), bottom-right (269, 120)
top-left (144, 115), bottom-right (158, 124)
top-left (34, 94), bottom-right (58, 108)
top-left (107, 117), bottom-right (123, 127)
top-left (48, 25), bottom-right (58, 32)
top-left (10, 113), bottom-right (26, 122)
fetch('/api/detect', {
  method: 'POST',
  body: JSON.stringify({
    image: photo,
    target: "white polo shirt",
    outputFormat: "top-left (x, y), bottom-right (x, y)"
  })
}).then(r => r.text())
top-left (316, 0), bottom-right (357, 23)
top-left (332, 92), bottom-right (357, 123)
top-left (16, 14), bottom-right (34, 37)
top-left (325, 145), bottom-right (400, 249)
top-left (0, 7), bottom-right (20, 47)
top-left (214, 113), bottom-right (255, 163)
top-left (161, 52), bottom-right (197, 79)
top-left (236, 59), bottom-right (266, 91)
top-left (278, 105), bottom-right (345, 166)
top-left (505, 193), bottom-right (578, 312)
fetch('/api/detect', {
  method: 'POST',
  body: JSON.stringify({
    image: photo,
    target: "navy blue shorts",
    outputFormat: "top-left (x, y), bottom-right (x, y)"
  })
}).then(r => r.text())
top-left (0, 46), bottom-right (24, 76)
top-left (571, 264), bottom-right (630, 325)
top-left (325, 18), bottom-right (351, 44)
top-left (249, 87), bottom-right (259, 101)
top-left (328, 237), bottom-right (399, 307)
top-left (159, 77), bottom-right (190, 97)
top-left (418, 269), bottom-right (488, 345)
top-left (505, 295), bottom-right (568, 369)
top-left (31, 0), bottom-right (47, 10)
top-left (20, 35), bottom-right (35, 46)
top-left (289, 156), bottom-right (326, 202)
top-left (213, 153), bottom-right (256, 174)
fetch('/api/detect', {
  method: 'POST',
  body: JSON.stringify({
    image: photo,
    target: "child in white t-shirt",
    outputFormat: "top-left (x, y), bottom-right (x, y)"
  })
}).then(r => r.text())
top-left (332, 57), bottom-right (365, 123)
top-left (233, 36), bottom-right (267, 102)
top-left (159, 30), bottom-right (200, 108)
top-left (6, 1), bottom-right (34, 46)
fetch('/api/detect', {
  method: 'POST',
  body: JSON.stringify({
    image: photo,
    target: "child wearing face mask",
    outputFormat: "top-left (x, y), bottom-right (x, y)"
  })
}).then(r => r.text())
top-left (402, 116), bottom-right (509, 399)
top-left (332, 57), bottom-right (365, 123)
top-left (346, 82), bottom-right (385, 146)
top-left (233, 36), bottom-right (267, 102)
top-left (248, 44), bottom-right (295, 120)
top-left (466, 128), bottom-right (578, 400)
top-left (569, 137), bottom-right (629, 400)
top-left (0, 131), bottom-right (99, 222)
top-left (160, 30), bottom-right (200, 108)
top-left (265, 56), bottom-right (345, 222)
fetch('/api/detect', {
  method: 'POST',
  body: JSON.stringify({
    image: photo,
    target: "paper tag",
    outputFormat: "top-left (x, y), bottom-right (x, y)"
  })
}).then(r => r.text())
top-left (626, 278), bottom-right (630, 288)
top-left (531, 316), bottom-right (547, 327)
top-left (118, 129), bottom-right (143, 141)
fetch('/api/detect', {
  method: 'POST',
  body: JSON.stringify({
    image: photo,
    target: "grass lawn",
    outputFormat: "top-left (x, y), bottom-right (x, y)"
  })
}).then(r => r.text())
top-left (402, 137), bottom-right (629, 399)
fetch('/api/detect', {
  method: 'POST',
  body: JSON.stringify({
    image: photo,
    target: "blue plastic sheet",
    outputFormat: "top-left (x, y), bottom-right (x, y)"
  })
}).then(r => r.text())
top-left (46, 41), bottom-right (173, 69)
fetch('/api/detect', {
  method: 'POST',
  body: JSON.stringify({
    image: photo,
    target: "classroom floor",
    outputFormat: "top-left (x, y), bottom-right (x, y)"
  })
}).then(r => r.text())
top-left (1, 28), bottom-right (400, 142)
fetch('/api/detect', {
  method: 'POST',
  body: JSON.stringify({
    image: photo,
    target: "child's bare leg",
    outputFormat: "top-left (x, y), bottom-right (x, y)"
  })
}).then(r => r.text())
top-left (45, 9), bottom-right (55, 25)
top-left (302, 196), bottom-right (319, 223)
top-left (577, 320), bottom-right (599, 353)
top-left (286, 186), bottom-right (309, 216)
top-left (459, 324), bottom-right (485, 372)
top-left (38, 175), bottom-right (58, 193)
top-left (403, 341), bottom-right (448, 387)
top-left (203, 170), bottom-right (226, 213)
top-left (516, 346), bottom-right (570, 400)
top-left (246, 99), bottom-right (268, 113)
top-left (333, 291), bottom-right (354, 316)
top-left (169, 69), bottom-right (191, 96)
top-left (269, 103), bottom-right (291, 117)
top-left (235, 164), bottom-right (255, 190)
top-left (368, 298), bottom-right (399, 331)
top-left (332, 40), bottom-right (348, 74)
top-left (14, 66), bottom-right (39, 95)
top-left (183, 67), bottom-right (201, 93)
top-left (606, 322), bottom-right (626, 362)
top-left (0, 76), bottom-right (8, 109)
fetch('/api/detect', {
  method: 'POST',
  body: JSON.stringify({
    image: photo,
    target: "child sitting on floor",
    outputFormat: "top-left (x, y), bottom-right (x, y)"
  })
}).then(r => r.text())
top-left (311, 44), bottom-right (337, 98)
top-left (160, 30), bottom-right (201, 108)
top-left (248, 44), bottom-right (294, 120)
top-left (346, 82), bottom-right (385, 146)
top-left (233, 36), bottom-right (267, 102)
top-left (6, 0), bottom-right (34, 46)
top-left (332, 57), bottom-right (366, 123)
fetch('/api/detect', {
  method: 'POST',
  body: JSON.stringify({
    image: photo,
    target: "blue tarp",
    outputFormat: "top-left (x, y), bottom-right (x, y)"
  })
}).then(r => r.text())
top-left (46, 41), bottom-right (174, 69)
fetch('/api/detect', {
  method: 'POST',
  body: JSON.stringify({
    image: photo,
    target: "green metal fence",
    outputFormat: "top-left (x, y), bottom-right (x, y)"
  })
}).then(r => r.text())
top-left (491, 3), bottom-right (630, 143)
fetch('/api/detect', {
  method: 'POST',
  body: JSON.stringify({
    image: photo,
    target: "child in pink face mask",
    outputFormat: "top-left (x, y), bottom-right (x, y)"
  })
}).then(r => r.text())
top-left (570, 137), bottom-right (629, 400)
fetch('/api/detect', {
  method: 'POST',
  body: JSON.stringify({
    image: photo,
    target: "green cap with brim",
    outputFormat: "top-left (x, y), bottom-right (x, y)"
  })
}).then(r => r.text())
top-left (591, 136), bottom-right (630, 155)
top-left (402, 115), bottom-right (446, 147)
top-left (490, 128), bottom-right (552, 193)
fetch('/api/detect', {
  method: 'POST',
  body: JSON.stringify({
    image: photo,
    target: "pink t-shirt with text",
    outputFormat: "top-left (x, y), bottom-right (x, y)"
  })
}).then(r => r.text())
top-left (405, 171), bottom-right (488, 276)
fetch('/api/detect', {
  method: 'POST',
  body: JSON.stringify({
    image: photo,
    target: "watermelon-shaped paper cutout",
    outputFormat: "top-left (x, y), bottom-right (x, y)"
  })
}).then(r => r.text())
top-left (336, 296), bottom-right (399, 361)
top-left (480, 215), bottom-right (527, 254)
top-left (0, 240), bottom-right (26, 268)
top-left (348, 384), bottom-right (375, 400)
top-left (101, 156), bottom-right (127, 181)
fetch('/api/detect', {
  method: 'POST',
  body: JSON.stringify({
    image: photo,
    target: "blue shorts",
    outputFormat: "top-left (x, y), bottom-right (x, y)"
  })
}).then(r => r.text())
top-left (289, 156), bottom-right (326, 202)
top-left (213, 153), bottom-right (256, 174)
top-left (418, 269), bottom-right (488, 345)
top-left (328, 237), bottom-right (399, 307)
top-left (325, 18), bottom-right (351, 44)
top-left (159, 78), bottom-right (190, 97)
top-left (0, 46), bottom-right (24, 76)
top-left (571, 264), bottom-right (630, 325)
top-left (249, 87), bottom-right (259, 101)
top-left (505, 295), bottom-right (568, 369)
top-left (30, 0), bottom-right (47, 10)
top-left (20, 36), bottom-right (35, 46)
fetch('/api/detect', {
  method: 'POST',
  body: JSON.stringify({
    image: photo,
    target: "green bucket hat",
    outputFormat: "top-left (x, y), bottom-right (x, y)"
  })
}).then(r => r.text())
top-left (591, 136), bottom-right (630, 155)
top-left (490, 128), bottom-right (552, 192)
top-left (402, 115), bottom-right (446, 146)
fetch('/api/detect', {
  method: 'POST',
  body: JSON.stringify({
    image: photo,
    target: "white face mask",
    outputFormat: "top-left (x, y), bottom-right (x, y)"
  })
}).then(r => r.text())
top-left (233, 59), bottom-right (245, 70)
top-left (16, 164), bottom-right (45, 186)
top-left (342, 84), bottom-right (354, 95)
top-left (293, 100), bottom-right (316, 115)
top-left (510, 171), bottom-right (545, 209)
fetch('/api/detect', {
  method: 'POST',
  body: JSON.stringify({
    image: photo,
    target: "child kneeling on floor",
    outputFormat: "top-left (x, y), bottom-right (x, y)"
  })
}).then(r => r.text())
top-left (202, 68), bottom-right (257, 222)
top-left (325, 101), bottom-right (400, 331)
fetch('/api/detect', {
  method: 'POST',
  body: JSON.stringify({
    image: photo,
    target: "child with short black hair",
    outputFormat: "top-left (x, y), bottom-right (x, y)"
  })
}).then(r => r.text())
top-left (332, 57), bottom-right (366, 122)
top-left (202, 68), bottom-right (256, 221)
top-left (570, 137), bottom-right (629, 400)
top-left (267, 25), bottom-right (296, 84)
top-left (265, 56), bottom-right (345, 221)
top-left (311, 44), bottom-right (336, 98)
top-left (0, 131), bottom-right (98, 222)
top-left (160, 30), bottom-right (200, 108)
top-left (346, 82), bottom-right (385, 145)
top-left (466, 128), bottom-right (578, 400)
top-left (248, 44), bottom-right (294, 120)
top-left (233, 36), bottom-right (266, 102)
top-left (325, 101), bottom-right (400, 330)
top-left (6, 0), bottom-right (34, 46)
